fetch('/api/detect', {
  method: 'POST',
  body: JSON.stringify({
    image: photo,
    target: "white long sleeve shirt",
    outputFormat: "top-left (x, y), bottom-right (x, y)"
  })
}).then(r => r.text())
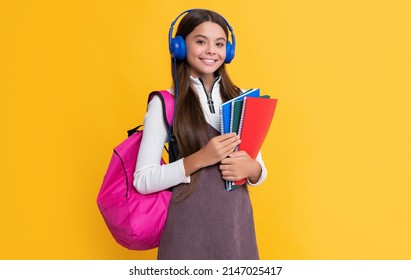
top-left (133, 76), bottom-right (267, 194)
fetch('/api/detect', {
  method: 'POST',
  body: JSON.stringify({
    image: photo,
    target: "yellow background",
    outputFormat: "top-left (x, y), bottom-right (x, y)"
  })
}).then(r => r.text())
top-left (1, 0), bottom-right (410, 259)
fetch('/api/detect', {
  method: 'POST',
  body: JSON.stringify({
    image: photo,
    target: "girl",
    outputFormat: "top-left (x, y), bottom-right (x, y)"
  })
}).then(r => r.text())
top-left (133, 9), bottom-right (267, 260)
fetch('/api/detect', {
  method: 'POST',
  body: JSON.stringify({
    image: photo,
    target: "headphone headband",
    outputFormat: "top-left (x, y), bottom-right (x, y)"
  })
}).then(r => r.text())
top-left (168, 9), bottom-right (236, 64)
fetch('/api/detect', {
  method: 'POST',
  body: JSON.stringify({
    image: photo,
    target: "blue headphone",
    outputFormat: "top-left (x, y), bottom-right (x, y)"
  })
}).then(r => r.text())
top-left (168, 9), bottom-right (236, 64)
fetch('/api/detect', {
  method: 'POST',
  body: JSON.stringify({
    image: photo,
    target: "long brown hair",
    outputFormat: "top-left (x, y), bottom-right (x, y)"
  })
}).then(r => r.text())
top-left (171, 9), bottom-right (242, 200)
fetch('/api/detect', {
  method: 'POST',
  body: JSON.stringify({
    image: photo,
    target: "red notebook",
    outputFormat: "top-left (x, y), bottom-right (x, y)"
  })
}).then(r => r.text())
top-left (235, 97), bottom-right (278, 185)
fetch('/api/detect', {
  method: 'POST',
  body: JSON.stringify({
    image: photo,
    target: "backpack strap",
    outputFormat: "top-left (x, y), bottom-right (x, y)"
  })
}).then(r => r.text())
top-left (148, 91), bottom-right (175, 156)
top-left (127, 91), bottom-right (174, 137)
top-left (148, 90), bottom-right (175, 128)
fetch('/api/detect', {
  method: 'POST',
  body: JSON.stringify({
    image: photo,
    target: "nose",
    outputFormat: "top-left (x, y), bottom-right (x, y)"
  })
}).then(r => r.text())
top-left (205, 45), bottom-right (216, 55)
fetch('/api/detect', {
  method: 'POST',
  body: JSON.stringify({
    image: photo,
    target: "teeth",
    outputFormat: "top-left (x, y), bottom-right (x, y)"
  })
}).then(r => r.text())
top-left (202, 59), bottom-right (215, 63)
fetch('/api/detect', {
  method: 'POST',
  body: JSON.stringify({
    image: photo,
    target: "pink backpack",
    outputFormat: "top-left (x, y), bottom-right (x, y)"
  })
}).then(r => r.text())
top-left (97, 91), bottom-right (174, 250)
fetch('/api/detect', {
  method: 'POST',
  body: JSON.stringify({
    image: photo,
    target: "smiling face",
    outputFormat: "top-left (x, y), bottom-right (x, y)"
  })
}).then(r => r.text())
top-left (184, 21), bottom-right (227, 83)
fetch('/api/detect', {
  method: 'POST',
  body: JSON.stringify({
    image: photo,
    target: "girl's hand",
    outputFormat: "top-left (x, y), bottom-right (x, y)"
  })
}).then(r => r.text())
top-left (199, 133), bottom-right (241, 167)
top-left (183, 133), bottom-right (240, 177)
top-left (219, 151), bottom-right (262, 184)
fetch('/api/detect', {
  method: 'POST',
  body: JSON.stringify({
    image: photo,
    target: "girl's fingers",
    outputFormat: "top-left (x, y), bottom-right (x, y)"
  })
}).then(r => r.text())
top-left (216, 133), bottom-right (239, 145)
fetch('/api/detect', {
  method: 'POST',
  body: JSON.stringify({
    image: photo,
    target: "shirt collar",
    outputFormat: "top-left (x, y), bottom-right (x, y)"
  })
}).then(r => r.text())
top-left (189, 76), bottom-right (222, 88)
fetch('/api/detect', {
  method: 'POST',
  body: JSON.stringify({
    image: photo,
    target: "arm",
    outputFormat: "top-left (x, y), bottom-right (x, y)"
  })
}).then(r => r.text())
top-left (248, 151), bottom-right (268, 185)
top-left (183, 132), bottom-right (241, 176)
top-left (133, 96), bottom-right (190, 194)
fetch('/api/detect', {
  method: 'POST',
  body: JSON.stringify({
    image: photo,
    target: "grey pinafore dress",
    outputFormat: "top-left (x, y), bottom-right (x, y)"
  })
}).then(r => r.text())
top-left (157, 125), bottom-right (259, 260)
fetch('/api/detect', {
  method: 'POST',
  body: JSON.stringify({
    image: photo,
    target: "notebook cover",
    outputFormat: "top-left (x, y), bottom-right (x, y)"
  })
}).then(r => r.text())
top-left (230, 99), bottom-right (243, 134)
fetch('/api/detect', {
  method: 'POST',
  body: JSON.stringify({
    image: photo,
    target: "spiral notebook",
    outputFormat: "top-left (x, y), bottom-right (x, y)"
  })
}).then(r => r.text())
top-left (221, 95), bottom-right (266, 190)
top-left (219, 88), bottom-right (260, 191)
top-left (230, 99), bottom-right (244, 134)
top-left (220, 89), bottom-right (277, 191)
top-left (219, 88), bottom-right (260, 135)
top-left (232, 96), bottom-right (278, 186)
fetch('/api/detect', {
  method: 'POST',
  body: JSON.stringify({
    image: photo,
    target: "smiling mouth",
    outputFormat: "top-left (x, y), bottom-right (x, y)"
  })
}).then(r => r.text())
top-left (201, 58), bottom-right (218, 64)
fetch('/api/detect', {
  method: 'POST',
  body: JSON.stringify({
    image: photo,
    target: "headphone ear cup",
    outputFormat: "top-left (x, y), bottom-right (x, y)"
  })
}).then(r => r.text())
top-left (170, 35), bottom-right (186, 61)
top-left (225, 41), bottom-right (235, 64)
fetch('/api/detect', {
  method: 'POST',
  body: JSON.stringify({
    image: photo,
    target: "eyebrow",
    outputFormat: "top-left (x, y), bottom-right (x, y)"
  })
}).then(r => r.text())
top-left (194, 34), bottom-right (227, 41)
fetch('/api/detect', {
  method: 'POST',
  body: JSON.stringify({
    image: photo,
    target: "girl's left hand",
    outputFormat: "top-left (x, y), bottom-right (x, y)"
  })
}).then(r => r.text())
top-left (219, 151), bottom-right (262, 184)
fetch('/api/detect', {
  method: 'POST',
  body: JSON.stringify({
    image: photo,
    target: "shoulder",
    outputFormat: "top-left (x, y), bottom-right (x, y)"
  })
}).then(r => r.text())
top-left (147, 94), bottom-right (163, 113)
top-left (145, 90), bottom-right (175, 123)
top-left (148, 89), bottom-right (174, 104)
